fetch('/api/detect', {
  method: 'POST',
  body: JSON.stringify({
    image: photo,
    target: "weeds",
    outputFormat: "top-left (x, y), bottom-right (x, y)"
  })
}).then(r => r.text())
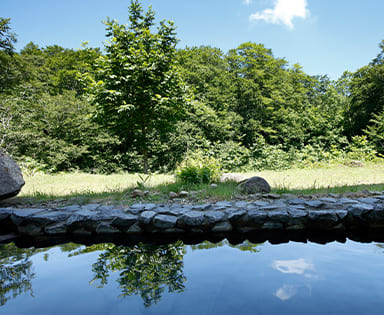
top-left (136, 173), bottom-right (152, 189)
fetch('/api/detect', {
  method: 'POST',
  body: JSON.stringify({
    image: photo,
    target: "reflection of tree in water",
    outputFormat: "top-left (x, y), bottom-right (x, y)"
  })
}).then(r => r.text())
top-left (375, 243), bottom-right (384, 252)
top-left (87, 241), bottom-right (186, 307)
top-left (0, 243), bottom-right (37, 306)
top-left (191, 239), bottom-right (263, 253)
top-left (0, 239), bottom-right (262, 308)
top-left (59, 243), bottom-right (84, 253)
top-left (0, 242), bottom-right (83, 307)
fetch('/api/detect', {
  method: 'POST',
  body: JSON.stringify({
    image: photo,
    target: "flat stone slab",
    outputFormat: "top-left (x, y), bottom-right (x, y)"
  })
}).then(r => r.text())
top-left (205, 211), bottom-right (227, 225)
top-left (112, 214), bottom-right (137, 229)
top-left (1, 192), bottom-right (384, 238)
top-left (139, 211), bottom-right (157, 225)
top-left (179, 211), bottom-right (205, 227)
top-left (153, 214), bottom-right (178, 229)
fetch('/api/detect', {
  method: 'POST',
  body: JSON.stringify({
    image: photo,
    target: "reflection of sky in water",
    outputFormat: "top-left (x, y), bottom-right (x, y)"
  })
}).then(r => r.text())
top-left (275, 284), bottom-right (297, 301)
top-left (275, 284), bottom-right (313, 301)
top-left (272, 258), bottom-right (315, 275)
top-left (1, 240), bottom-right (384, 315)
top-left (272, 258), bottom-right (316, 301)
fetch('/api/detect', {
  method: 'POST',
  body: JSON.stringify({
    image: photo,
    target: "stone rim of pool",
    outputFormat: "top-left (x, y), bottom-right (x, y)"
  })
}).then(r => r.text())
top-left (1, 192), bottom-right (384, 247)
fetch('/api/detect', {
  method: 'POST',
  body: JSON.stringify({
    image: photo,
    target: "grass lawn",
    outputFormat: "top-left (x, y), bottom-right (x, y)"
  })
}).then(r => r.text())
top-left (247, 163), bottom-right (384, 193)
top-left (9, 162), bottom-right (383, 206)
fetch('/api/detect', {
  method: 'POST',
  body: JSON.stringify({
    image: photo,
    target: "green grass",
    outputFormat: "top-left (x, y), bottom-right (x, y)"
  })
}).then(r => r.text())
top-left (8, 162), bottom-right (384, 206)
top-left (243, 162), bottom-right (384, 194)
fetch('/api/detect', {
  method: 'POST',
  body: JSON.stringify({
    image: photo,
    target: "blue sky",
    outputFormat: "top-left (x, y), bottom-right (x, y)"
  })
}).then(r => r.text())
top-left (2, 0), bottom-right (384, 79)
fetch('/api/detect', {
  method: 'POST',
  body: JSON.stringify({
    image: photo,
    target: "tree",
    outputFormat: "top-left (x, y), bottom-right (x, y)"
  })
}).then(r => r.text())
top-left (87, 0), bottom-right (186, 173)
top-left (0, 18), bottom-right (17, 53)
top-left (0, 18), bottom-right (24, 93)
top-left (345, 41), bottom-right (384, 136)
top-left (177, 46), bottom-right (242, 142)
top-left (365, 109), bottom-right (384, 154)
top-left (226, 42), bottom-right (290, 146)
top-left (4, 91), bottom-right (122, 173)
top-left (19, 42), bottom-right (102, 96)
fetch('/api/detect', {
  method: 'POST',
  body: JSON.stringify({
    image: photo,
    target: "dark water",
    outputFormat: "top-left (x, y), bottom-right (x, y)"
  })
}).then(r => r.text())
top-left (1, 239), bottom-right (384, 315)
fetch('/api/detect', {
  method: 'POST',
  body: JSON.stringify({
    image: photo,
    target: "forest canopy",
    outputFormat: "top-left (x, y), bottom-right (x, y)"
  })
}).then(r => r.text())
top-left (0, 2), bottom-right (383, 174)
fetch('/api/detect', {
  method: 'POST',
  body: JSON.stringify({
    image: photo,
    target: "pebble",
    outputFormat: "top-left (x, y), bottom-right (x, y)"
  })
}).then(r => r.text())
top-left (179, 191), bottom-right (189, 198)
top-left (169, 192), bottom-right (179, 199)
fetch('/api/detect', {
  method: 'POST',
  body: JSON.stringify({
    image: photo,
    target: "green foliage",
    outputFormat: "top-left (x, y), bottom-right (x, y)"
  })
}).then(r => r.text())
top-left (346, 135), bottom-right (379, 161)
top-left (210, 141), bottom-right (251, 171)
top-left (2, 90), bottom-right (122, 173)
top-left (0, 17), bottom-right (17, 53)
top-left (17, 156), bottom-right (46, 176)
top-left (0, 9), bottom-right (383, 174)
top-left (365, 109), bottom-right (384, 154)
top-left (250, 137), bottom-right (293, 170)
top-left (293, 144), bottom-right (339, 167)
top-left (136, 173), bottom-right (151, 189)
top-left (345, 41), bottom-right (384, 136)
top-left (86, 0), bottom-right (186, 173)
top-left (177, 47), bottom-right (242, 142)
top-left (288, 136), bottom-right (380, 167)
top-left (87, 243), bottom-right (186, 307)
top-left (176, 150), bottom-right (222, 184)
top-left (0, 18), bottom-right (24, 93)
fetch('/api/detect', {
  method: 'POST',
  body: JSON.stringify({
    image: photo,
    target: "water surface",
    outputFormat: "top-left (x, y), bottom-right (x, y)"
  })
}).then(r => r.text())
top-left (1, 239), bottom-right (383, 314)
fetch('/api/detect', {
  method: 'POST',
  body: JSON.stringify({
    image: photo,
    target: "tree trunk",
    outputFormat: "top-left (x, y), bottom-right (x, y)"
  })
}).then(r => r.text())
top-left (142, 148), bottom-right (149, 174)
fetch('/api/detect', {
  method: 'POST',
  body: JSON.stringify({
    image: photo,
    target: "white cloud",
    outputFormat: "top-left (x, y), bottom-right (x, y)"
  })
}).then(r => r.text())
top-left (243, 0), bottom-right (252, 5)
top-left (250, 0), bottom-right (309, 29)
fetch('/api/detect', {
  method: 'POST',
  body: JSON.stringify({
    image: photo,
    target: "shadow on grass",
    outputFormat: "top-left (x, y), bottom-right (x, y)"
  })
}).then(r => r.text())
top-left (1, 181), bottom-right (383, 207)
top-left (274, 183), bottom-right (384, 196)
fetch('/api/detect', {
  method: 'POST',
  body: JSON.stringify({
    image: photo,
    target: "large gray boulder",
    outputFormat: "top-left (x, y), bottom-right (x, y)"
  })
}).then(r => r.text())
top-left (0, 150), bottom-right (25, 200)
top-left (237, 176), bottom-right (271, 194)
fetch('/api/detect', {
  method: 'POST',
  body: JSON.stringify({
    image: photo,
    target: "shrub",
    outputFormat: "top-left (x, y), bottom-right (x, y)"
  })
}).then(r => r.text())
top-left (17, 156), bottom-right (47, 176)
top-left (210, 141), bottom-right (251, 171)
top-left (365, 110), bottom-right (384, 154)
top-left (176, 150), bottom-right (222, 184)
top-left (345, 135), bottom-right (378, 161)
top-left (250, 137), bottom-right (293, 170)
top-left (293, 144), bottom-right (337, 167)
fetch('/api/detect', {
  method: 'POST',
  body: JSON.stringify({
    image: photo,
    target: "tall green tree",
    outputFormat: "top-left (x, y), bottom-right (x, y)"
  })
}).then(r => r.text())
top-left (19, 42), bottom-right (101, 95)
top-left (345, 40), bottom-right (384, 136)
top-left (0, 18), bottom-right (25, 94)
top-left (3, 91), bottom-right (121, 173)
top-left (365, 110), bottom-right (384, 154)
top-left (0, 18), bottom-right (17, 53)
top-left (87, 0), bottom-right (186, 173)
top-left (177, 46), bottom-right (242, 142)
top-left (227, 42), bottom-right (290, 146)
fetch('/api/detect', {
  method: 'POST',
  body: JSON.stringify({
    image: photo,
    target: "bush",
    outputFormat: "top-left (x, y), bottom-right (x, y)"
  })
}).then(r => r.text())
top-left (210, 141), bottom-right (251, 171)
top-left (293, 144), bottom-right (338, 167)
top-left (290, 136), bottom-right (381, 168)
top-left (176, 150), bottom-right (222, 184)
top-left (365, 110), bottom-right (384, 154)
top-left (17, 156), bottom-right (47, 176)
top-left (345, 135), bottom-right (378, 161)
top-left (250, 137), bottom-right (293, 170)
